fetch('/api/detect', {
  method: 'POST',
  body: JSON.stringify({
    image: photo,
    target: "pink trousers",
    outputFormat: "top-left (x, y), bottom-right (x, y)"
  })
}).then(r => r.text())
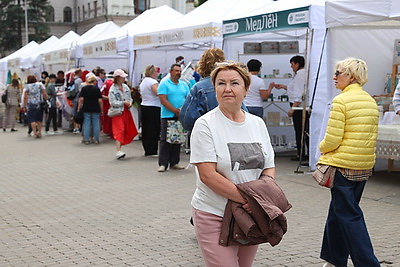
top-left (192, 208), bottom-right (258, 267)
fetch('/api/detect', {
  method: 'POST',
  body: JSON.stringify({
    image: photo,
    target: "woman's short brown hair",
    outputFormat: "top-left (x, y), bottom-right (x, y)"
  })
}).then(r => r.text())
top-left (11, 78), bottom-right (19, 87)
top-left (211, 61), bottom-right (251, 90)
top-left (197, 48), bottom-right (225, 78)
top-left (27, 75), bottom-right (37, 84)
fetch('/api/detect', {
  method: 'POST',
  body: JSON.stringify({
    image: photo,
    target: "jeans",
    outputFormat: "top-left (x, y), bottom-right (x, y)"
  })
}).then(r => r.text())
top-left (246, 106), bottom-right (264, 118)
top-left (83, 112), bottom-right (100, 142)
top-left (320, 171), bottom-right (380, 267)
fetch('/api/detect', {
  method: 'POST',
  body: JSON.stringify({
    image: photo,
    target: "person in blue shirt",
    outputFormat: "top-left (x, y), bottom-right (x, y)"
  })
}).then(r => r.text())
top-left (157, 63), bottom-right (189, 172)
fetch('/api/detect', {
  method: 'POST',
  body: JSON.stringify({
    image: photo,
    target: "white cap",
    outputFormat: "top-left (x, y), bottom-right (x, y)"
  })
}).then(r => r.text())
top-left (113, 69), bottom-right (128, 78)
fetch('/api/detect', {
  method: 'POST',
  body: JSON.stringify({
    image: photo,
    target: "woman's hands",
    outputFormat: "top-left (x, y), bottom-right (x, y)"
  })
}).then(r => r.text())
top-left (124, 100), bottom-right (132, 108)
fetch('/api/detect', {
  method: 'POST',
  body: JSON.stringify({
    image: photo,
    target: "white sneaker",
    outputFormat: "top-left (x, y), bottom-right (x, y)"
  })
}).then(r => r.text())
top-left (116, 151), bottom-right (126, 159)
top-left (45, 131), bottom-right (55, 136)
top-left (54, 130), bottom-right (63, 134)
top-left (323, 263), bottom-right (335, 267)
top-left (73, 128), bottom-right (80, 134)
top-left (171, 164), bottom-right (185, 170)
top-left (157, 166), bottom-right (166, 172)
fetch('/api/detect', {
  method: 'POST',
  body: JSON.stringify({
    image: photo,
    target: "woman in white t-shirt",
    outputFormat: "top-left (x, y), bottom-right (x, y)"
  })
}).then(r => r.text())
top-left (190, 61), bottom-right (275, 267)
top-left (139, 65), bottom-right (161, 156)
top-left (244, 59), bottom-right (274, 118)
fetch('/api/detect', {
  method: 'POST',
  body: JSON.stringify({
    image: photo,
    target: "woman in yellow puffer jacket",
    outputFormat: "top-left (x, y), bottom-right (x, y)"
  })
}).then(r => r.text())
top-left (318, 58), bottom-right (380, 267)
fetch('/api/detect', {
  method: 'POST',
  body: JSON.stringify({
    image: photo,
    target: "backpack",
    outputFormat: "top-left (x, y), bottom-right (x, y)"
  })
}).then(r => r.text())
top-left (1, 90), bottom-right (7, 104)
top-left (66, 81), bottom-right (77, 100)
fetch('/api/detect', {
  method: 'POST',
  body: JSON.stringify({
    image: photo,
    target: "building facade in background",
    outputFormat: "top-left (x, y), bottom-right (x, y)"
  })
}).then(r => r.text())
top-left (46, 0), bottom-right (195, 37)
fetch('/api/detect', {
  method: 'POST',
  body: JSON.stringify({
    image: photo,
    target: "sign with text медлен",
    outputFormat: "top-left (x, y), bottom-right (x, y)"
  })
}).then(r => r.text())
top-left (223, 6), bottom-right (310, 38)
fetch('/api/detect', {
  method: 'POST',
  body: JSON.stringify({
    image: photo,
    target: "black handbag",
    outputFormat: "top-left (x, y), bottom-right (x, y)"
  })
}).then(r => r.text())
top-left (40, 101), bottom-right (49, 111)
top-left (74, 109), bottom-right (84, 124)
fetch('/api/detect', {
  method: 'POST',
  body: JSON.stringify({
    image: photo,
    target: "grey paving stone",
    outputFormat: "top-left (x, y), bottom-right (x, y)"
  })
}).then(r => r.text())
top-left (0, 125), bottom-right (399, 266)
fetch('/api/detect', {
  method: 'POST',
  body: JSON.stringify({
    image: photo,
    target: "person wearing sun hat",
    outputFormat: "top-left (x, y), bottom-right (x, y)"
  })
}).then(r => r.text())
top-left (108, 69), bottom-right (138, 159)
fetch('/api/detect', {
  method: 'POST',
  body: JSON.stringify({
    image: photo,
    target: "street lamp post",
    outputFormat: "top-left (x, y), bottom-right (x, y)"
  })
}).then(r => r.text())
top-left (24, 0), bottom-right (28, 45)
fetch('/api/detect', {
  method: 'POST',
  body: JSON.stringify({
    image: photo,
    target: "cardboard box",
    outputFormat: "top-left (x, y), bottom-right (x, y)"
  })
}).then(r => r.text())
top-left (243, 42), bottom-right (261, 54)
top-left (279, 41), bottom-right (299, 53)
top-left (267, 112), bottom-right (280, 126)
top-left (261, 41), bottom-right (279, 54)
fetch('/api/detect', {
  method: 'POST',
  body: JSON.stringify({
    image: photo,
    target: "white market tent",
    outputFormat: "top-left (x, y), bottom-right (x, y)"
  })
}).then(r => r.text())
top-left (79, 5), bottom-right (184, 80)
top-left (325, 0), bottom-right (400, 97)
top-left (223, 0), bottom-right (327, 168)
top-left (70, 21), bottom-right (121, 71)
top-left (131, 0), bottom-right (276, 86)
top-left (43, 31), bottom-right (80, 74)
top-left (0, 41), bottom-right (40, 84)
top-left (19, 35), bottom-right (59, 77)
top-left (223, 0), bottom-right (400, 169)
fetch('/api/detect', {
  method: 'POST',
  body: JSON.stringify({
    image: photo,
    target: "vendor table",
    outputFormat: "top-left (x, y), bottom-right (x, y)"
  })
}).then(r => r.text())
top-left (376, 125), bottom-right (400, 172)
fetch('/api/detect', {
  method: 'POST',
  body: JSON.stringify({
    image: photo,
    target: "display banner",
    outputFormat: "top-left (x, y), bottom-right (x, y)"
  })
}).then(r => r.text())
top-left (43, 48), bottom-right (70, 65)
top-left (83, 38), bottom-right (117, 58)
top-left (223, 6), bottom-right (309, 38)
top-left (133, 23), bottom-right (222, 49)
top-left (7, 58), bottom-right (20, 70)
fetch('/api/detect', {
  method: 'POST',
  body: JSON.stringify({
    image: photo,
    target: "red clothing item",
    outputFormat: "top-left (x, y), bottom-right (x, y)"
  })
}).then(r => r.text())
top-left (101, 79), bottom-right (113, 135)
top-left (111, 106), bottom-right (137, 145)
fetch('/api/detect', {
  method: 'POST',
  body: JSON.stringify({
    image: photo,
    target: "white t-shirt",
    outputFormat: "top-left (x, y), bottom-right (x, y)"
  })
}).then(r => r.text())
top-left (139, 77), bottom-right (160, 107)
top-left (243, 75), bottom-right (267, 107)
top-left (190, 107), bottom-right (275, 217)
top-left (287, 68), bottom-right (306, 103)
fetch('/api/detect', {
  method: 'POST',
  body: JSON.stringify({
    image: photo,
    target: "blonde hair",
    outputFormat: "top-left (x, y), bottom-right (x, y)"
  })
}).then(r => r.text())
top-left (197, 48), bottom-right (225, 78)
top-left (211, 61), bottom-right (251, 90)
top-left (144, 65), bottom-right (160, 77)
top-left (86, 75), bottom-right (97, 84)
top-left (336, 57), bottom-right (368, 86)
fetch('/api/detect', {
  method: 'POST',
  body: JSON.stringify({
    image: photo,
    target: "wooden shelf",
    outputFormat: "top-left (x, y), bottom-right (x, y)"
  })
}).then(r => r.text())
top-left (391, 64), bottom-right (399, 96)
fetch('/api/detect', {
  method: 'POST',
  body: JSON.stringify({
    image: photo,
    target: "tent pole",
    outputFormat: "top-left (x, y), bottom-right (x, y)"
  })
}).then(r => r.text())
top-left (295, 28), bottom-right (312, 173)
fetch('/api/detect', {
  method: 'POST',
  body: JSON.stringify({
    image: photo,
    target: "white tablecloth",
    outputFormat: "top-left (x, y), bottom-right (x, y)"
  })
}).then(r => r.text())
top-left (376, 125), bottom-right (400, 160)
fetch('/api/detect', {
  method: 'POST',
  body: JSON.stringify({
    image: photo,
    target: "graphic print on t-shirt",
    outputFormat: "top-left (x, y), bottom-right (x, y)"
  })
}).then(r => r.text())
top-left (227, 143), bottom-right (265, 171)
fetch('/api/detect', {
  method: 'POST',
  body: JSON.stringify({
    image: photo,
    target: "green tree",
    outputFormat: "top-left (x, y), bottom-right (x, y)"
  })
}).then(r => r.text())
top-left (0, 0), bottom-right (51, 57)
top-left (195, 0), bottom-right (208, 7)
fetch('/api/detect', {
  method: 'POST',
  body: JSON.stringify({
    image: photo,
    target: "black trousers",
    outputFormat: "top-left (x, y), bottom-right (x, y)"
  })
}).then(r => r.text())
top-left (45, 107), bottom-right (58, 132)
top-left (140, 105), bottom-right (161, 156)
top-left (158, 118), bottom-right (181, 168)
top-left (292, 108), bottom-right (310, 159)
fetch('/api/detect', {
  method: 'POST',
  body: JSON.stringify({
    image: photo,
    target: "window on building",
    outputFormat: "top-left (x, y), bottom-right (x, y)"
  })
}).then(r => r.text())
top-left (45, 6), bottom-right (55, 22)
top-left (134, 0), bottom-right (147, 14)
top-left (63, 7), bottom-right (72, 22)
top-left (77, 6), bottom-right (80, 22)
top-left (88, 3), bottom-right (91, 18)
top-left (82, 5), bottom-right (85, 20)
top-left (94, 1), bottom-right (97, 17)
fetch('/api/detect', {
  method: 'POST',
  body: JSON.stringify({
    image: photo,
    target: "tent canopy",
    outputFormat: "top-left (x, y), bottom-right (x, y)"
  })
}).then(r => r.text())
top-left (326, 0), bottom-right (400, 27)
top-left (71, 21), bottom-right (120, 59)
top-left (20, 36), bottom-right (59, 70)
top-left (133, 0), bottom-right (276, 50)
top-left (43, 31), bottom-right (80, 66)
top-left (80, 5), bottom-right (184, 59)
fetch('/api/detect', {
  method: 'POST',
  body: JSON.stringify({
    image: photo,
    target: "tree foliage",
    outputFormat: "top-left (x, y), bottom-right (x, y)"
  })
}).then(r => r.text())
top-left (195, 0), bottom-right (208, 7)
top-left (0, 0), bottom-right (51, 56)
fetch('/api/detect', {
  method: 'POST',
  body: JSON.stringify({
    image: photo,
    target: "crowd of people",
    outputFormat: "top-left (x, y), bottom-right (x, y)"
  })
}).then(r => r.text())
top-left (0, 51), bottom-right (385, 267)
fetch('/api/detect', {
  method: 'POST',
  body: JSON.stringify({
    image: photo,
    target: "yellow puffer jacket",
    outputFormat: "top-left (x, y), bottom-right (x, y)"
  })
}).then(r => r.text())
top-left (318, 83), bottom-right (378, 170)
